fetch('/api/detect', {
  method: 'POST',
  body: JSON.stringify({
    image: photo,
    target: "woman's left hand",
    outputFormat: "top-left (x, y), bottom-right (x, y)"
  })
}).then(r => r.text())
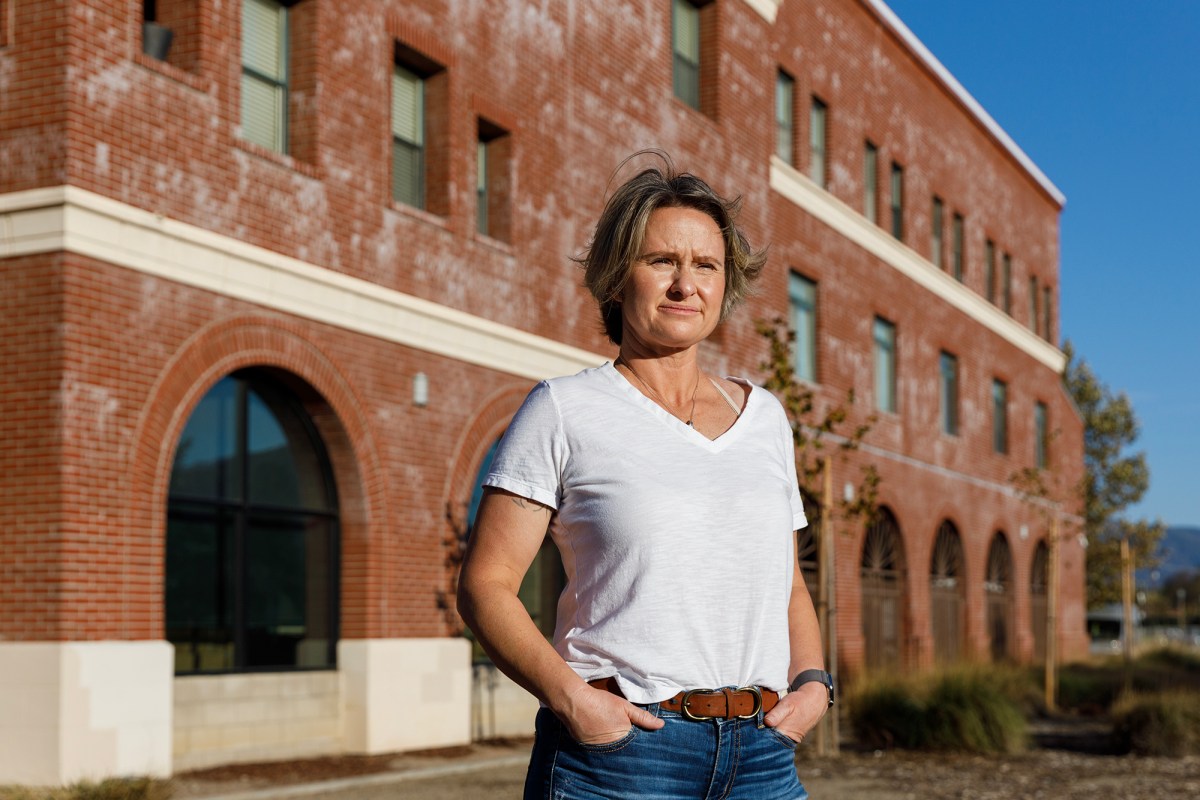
top-left (762, 682), bottom-right (829, 744)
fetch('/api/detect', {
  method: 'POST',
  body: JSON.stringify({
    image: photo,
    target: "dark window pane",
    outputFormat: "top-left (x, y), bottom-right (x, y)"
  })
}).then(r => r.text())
top-left (165, 509), bottom-right (236, 673)
top-left (166, 371), bottom-right (338, 674)
top-left (170, 377), bottom-right (241, 501)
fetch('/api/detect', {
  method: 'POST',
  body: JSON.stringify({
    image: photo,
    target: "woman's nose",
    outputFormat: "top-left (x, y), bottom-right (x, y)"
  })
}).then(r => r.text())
top-left (670, 266), bottom-right (697, 296)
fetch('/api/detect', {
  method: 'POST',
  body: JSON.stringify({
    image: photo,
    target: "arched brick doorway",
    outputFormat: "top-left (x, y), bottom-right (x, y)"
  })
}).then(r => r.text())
top-left (861, 507), bottom-right (906, 671)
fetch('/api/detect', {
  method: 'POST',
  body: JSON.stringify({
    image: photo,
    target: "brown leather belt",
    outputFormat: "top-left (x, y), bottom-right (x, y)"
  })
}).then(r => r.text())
top-left (589, 677), bottom-right (779, 721)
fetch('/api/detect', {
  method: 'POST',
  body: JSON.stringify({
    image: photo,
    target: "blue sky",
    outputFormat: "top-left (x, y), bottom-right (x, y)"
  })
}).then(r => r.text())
top-left (883, 0), bottom-right (1200, 528)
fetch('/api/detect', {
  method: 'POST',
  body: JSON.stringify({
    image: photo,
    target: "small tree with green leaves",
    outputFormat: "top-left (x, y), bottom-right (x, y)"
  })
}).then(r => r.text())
top-left (756, 317), bottom-right (880, 523)
top-left (1062, 341), bottom-right (1165, 608)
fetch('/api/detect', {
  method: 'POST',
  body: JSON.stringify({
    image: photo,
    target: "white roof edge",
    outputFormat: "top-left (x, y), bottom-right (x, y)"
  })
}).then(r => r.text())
top-left (866, 0), bottom-right (1066, 208)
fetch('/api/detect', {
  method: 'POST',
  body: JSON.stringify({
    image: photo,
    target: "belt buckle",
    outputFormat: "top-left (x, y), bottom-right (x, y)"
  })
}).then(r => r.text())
top-left (680, 686), bottom-right (763, 721)
top-left (680, 688), bottom-right (716, 721)
top-left (734, 685), bottom-right (763, 719)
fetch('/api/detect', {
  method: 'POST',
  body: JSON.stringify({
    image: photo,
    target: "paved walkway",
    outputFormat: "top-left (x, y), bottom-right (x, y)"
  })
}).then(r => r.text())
top-left (172, 741), bottom-right (533, 800)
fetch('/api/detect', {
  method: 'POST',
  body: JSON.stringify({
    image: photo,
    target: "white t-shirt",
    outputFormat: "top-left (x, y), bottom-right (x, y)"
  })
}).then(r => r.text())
top-left (483, 362), bottom-right (806, 704)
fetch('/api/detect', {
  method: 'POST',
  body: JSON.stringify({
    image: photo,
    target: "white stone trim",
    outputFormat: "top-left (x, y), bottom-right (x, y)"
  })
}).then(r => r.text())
top-left (769, 158), bottom-right (1067, 373)
top-left (866, 0), bottom-right (1065, 207)
top-left (0, 641), bottom-right (173, 785)
top-left (740, 0), bottom-right (782, 24)
top-left (0, 187), bottom-right (607, 382)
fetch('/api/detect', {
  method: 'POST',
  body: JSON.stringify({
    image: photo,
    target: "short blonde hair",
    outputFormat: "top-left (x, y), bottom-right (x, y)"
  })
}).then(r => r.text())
top-left (579, 156), bottom-right (767, 345)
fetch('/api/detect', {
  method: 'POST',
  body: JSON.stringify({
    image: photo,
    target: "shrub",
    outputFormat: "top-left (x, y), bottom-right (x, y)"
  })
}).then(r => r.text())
top-left (849, 666), bottom-right (1029, 754)
top-left (1112, 690), bottom-right (1200, 757)
top-left (0, 778), bottom-right (171, 800)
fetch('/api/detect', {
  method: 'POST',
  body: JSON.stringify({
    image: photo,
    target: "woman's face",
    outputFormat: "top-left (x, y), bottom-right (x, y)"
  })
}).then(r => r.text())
top-left (619, 206), bottom-right (726, 353)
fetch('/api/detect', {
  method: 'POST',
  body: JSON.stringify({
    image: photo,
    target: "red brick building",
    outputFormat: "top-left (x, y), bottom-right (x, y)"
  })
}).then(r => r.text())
top-left (0, 0), bottom-right (1087, 783)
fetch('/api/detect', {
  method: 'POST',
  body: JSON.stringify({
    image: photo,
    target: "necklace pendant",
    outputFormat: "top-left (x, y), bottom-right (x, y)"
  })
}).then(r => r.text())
top-left (686, 420), bottom-right (693, 427)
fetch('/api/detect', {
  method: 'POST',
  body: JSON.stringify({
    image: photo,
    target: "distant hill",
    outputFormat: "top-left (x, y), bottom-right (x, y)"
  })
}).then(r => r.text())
top-left (1138, 526), bottom-right (1200, 588)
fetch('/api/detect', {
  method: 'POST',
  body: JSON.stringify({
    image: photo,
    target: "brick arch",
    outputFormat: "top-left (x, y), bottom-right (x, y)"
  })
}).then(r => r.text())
top-left (123, 314), bottom-right (388, 640)
top-left (442, 382), bottom-right (534, 522)
top-left (435, 381), bottom-right (534, 629)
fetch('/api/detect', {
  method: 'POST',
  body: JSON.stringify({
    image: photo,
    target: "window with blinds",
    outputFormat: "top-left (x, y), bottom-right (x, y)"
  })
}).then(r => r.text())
top-left (890, 162), bottom-right (904, 240)
top-left (940, 351), bottom-right (959, 436)
top-left (1042, 285), bottom-right (1052, 341)
top-left (809, 97), bottom-right (827, 187)
top-left (240, 0), bottom-right (288, 153)
top-left (775, 71), bottom-right (794, 164)
top-left (788, 273), bottom-right (817, 383)
top-left (873, 317), bottom-right (896, 413)
top-left (864, 141), bottom-right (878, 223)
top-left (952, 213), bottom-right (964, 281)
top-left (1002, 253), bottom-right (1013, 314)
top-left (672, 0), bottom-right (700, 109)
top-left (392, 64), bottom-right (425, 208)
top-left (932, 197), bottom-right (944, 269)
top-left (993, 379), bottom-right (1008, 454)
top-left (1035, 402), bottom-right (1048, 468)
top-left (985, 240), bottom-right (996, 304)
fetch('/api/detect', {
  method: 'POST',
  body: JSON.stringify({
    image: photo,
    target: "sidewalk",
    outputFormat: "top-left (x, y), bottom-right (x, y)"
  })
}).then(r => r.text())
top-left (171, 740), bottom-right (533, 800)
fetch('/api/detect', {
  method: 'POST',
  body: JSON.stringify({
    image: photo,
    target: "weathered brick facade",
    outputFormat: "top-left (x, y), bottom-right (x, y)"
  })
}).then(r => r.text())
top-left (0, 0), bottom-right (1086, 779)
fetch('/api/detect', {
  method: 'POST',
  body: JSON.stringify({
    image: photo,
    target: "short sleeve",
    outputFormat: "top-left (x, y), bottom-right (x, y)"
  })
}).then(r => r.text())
top-left (482, 381), bottom-right (566, 510)
top-left (780, 407), bottom-right (808, 531)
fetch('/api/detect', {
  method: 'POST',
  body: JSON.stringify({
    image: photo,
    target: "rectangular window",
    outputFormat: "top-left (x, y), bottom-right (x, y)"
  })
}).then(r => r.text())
top-left (864, 141), bottom-right (878, 223)
top-left (1042, 285), bottom-right (1052, 341)
top-left (873, 317), bottom-right (896, 413)
top-left (775, 71), bottom-right (794, 164)
top-left (143, 0), bottom-right (201, 72)
top-left (809, 96), bottom-right (827, 187)
top-left (952, 213), bottom-right (964, 282)
top-left (477, 120), bottom-right (512, 242)
top-left (931, 197), bottom-right (944, 269)
top-left (890, 162), bottom-right (904, 240)
top-left (788, 273), bottom-right (817, 383)
top-left (1002, 253), bottom-right (1013, 314)
top-left (985, 240), bottom-right (996, 304)
top-left (391, 64), bottom-right (425, 208)
top-left (1035, 401), bottom-right (1048, 469)
top-left (1029, 276), bottom-right (1039, 332)
top-left (939, 351), bottom-right (959, 436)
top-left (672, 0), bottom-right (701, 110)
top-left (240, 0), bottom-right (288, 153)
top-left (992, 379), bottom-right (1008, 454)
top-left (476, 140), bottom-right (488, 235)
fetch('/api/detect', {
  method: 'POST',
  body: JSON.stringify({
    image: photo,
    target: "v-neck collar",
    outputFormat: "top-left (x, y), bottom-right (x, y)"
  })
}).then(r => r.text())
top-left (601, 361), bottom-right (756, 452)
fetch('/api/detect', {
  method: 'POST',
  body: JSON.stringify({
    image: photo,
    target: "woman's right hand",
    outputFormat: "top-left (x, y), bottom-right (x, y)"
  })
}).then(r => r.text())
top-left (557, 682), bottom-right (665, 745)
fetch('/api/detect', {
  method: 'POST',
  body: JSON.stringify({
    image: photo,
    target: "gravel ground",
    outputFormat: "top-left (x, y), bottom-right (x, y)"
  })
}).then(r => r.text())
top-left (171, 723), bottom-right (1200, 800)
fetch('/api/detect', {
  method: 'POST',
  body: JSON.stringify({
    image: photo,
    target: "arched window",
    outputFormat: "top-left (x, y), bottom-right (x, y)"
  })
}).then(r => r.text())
top-left (985, 532), bottom-right (1014, 661)
top-left (797, 492), bottom-right (822, 598)
top-left (467, 438), bottom-right (565, 649)
top-left (165, 371), bottom-right (339, 674)
top-left (930, 520), bottom-right (965, 664)
top-left (861, 507), bottom-right (906, 670)
top-left (1030, 540), bottom-right (1049, 662)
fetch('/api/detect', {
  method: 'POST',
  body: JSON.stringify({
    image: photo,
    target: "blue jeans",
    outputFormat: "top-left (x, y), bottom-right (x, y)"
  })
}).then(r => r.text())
top-left (523, 703), bottom-right (809, 800)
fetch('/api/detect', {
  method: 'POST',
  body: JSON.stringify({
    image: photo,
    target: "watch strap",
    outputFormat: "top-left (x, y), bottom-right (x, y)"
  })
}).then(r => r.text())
top-left (788, 668), bottom-right (835, 706)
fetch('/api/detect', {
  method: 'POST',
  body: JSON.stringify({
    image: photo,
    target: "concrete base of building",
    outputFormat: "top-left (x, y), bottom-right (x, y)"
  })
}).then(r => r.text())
top-left (340, 638), bottom-right (471, 755)
top-left (0, 641), bottom-right (173, 786)
top-left (471, 662), bottom-right (539, 740)
top-left (172, 670), bottom-right (343, 772)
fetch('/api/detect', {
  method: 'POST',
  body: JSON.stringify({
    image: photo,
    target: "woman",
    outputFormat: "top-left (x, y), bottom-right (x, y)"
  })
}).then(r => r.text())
top-left (457, 157), bottom-right (831, 799)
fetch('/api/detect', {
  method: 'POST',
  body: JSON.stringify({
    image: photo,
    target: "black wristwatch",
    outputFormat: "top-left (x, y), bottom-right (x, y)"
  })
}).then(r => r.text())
top-left (788, 669), bottom-right (835, 707)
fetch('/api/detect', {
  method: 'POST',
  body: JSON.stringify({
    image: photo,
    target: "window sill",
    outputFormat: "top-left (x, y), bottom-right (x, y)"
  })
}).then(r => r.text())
top-left (387, 199), bottom-right (450, 230)
top-left (134, 52), bottom-right (209, 93)
top-left (472, 231), bottom-right (514, 256)
top-left (235, 139), bottom-right (320, 180)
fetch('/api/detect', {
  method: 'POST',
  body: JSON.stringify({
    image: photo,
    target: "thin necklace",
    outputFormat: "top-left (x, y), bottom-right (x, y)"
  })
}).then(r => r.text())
top-left (616, 357), bottom-right (701, 427)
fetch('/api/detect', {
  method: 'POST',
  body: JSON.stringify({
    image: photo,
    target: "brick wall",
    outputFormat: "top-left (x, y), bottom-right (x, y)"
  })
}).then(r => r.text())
top-left (0, 0), bottom-right (1086, 664)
